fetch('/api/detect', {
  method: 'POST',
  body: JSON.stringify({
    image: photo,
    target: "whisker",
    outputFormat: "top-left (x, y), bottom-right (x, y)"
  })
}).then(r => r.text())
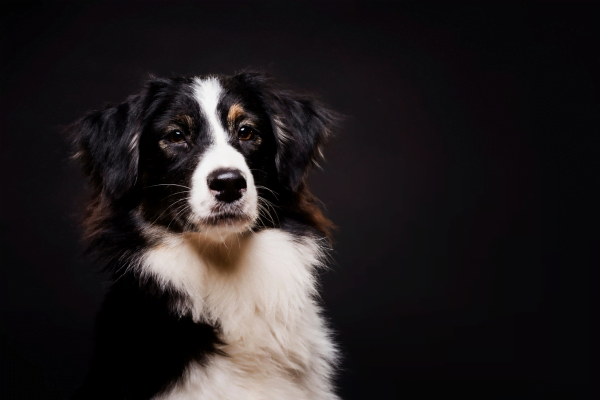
top-left (145, 184), bottom-right (192, 190)
top-left (258, 195), bottom-right (279, 209)
top-left (255, 185), bottom-right (279, 199)
top-left (255, 205), bottom-right (274, 231)
top-left (257, 196), bottom-right (280, 226)
top-left (150, 197), bottom-right (190, 225)
top-left (164, 190), bottom-right (191, 199)
top-left (260, 205), bottom-right (275, 225)
top-left (167, 203), bottom-right (191, 230)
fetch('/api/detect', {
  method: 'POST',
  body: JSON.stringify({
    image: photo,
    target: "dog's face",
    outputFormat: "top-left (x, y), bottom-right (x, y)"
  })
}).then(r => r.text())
top-left (72, 73), bottom-right (334, 241)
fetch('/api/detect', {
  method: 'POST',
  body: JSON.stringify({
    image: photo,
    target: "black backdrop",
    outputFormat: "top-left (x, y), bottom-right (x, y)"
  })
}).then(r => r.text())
top-left (0, 1), bottom-right (595, 399)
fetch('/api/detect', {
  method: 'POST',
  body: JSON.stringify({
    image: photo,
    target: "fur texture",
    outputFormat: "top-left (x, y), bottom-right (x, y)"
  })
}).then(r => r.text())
top-left (70, 72), bottom-right (339, 399)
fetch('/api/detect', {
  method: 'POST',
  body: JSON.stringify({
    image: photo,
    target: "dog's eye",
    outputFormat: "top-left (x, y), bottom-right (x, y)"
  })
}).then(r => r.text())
top-left (238, 126), bottom-right (256, 141)
top-left (169, 131), bottom-right (185, 144)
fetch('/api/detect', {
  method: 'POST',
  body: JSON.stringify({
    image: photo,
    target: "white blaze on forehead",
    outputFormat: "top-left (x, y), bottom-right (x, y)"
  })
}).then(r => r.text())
top-left (192, 76), bottom-right (229, 144)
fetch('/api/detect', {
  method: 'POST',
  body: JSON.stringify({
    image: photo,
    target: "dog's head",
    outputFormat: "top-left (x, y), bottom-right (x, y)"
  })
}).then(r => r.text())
top-left (71, 72), bottom-right (335, 242)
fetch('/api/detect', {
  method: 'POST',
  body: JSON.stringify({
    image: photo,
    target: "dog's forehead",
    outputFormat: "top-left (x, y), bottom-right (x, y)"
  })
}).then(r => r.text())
top-left (191, 76), bottom-right (250, 113)
top-left (191, 77), bottom-right (226, 137)
top-left (183, 76), bottom-right (257, 138)
top-left (146, 76), bottom-right (260, 144)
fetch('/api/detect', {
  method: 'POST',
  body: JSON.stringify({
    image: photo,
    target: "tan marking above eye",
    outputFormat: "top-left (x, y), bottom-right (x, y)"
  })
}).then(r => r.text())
top-left (172, 115), bottom-right (194, 128)
top-left (228, 104), bottom-right (245, 122)
top-left (227, 103), bottom-right (246, 131)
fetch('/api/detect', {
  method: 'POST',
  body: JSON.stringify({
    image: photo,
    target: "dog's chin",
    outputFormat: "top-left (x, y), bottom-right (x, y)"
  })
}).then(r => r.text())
top-left (192, 212), bottom-right (255, 243)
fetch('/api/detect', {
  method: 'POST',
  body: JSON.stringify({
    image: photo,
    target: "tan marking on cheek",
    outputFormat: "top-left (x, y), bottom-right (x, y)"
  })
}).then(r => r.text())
top-left (159, 140), bottom-right (177, 156)
top-left (159, 141), bottom-right (170, 150)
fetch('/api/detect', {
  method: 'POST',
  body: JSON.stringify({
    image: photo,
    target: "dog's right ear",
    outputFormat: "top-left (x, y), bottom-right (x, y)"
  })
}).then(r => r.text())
top-left (70, 96), bottom-right (142, 199)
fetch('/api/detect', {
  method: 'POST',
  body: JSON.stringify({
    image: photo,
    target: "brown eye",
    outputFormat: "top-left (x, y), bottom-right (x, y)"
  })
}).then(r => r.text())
top-left (169, 130), bottom-right (185, 144)
top-left (238, 126), bottom-right (256, 141)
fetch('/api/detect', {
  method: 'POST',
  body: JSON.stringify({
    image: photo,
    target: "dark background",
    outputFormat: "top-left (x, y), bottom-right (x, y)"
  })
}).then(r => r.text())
top-left (0, 1), bottom-right (595, 399)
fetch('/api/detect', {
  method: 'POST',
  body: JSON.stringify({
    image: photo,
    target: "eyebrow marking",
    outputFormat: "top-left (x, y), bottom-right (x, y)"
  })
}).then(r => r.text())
top-left (164, 115), bottom-right (195, 135)
top-left (227, 103), bottom-right (245, 131)
top-left (172, 115), bottom-right (194, 129)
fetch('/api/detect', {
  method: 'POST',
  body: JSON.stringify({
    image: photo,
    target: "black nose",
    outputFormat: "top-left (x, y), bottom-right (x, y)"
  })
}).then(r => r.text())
top-left (207, 169), bottom-right (247, 203)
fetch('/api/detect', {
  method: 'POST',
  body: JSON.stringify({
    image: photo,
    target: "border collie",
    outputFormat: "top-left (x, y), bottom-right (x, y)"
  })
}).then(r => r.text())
top-left (70, 72), bottom-right (339, 400)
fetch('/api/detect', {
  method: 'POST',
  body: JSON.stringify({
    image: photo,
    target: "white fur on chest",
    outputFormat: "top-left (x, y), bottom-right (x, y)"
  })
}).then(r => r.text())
top-left (142, 229), bottom-right (338, 400)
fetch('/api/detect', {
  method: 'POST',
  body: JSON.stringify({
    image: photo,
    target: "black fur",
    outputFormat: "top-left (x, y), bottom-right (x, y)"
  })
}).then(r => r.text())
top-left (70, 72), bottom-right (336, 399)
top-left (73, 275), bottom-right (223, 400)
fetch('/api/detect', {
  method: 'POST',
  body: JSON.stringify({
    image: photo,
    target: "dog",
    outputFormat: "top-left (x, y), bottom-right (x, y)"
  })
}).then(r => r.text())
top-left (70, 72), bottom-right (340, 400)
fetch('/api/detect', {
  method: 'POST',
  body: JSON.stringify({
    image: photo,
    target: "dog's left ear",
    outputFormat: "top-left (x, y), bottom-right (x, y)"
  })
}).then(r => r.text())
top-left (70, 97), bottom-right (142, 198)
top-left (268, 89), bottom-right (337, 192)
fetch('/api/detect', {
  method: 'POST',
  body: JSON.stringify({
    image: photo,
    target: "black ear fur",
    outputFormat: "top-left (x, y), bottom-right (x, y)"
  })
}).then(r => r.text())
top-left (270, 92), bottom-right (336, 192)
top-left (234, 72), bottom-right (337, 192)
top-left (70, 97), bottom-right (142, 198)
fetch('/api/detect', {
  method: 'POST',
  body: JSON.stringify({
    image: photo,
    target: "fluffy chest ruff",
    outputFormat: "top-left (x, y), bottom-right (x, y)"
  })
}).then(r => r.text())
top-left (147, 229), bottom-right (336, 399)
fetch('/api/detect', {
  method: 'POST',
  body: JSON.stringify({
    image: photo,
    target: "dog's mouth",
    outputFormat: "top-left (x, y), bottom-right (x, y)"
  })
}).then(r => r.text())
top-left (191, 208), bottom-right (256, 242)
top-left (203, 211), bottom-right (253, 226)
